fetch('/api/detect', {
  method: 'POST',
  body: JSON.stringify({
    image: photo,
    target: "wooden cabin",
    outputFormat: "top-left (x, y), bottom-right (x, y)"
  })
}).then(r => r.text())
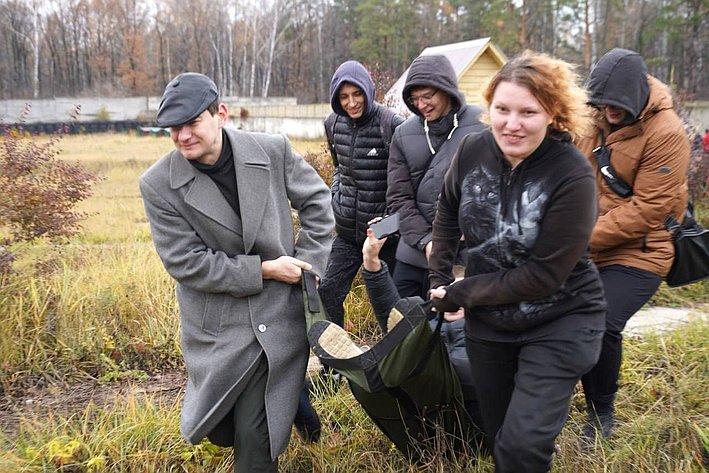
top-left (385, 37), bottom-right (507, 115)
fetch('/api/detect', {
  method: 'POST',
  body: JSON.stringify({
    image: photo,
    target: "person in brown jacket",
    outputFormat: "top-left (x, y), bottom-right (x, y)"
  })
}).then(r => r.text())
top-left (575, 48), bottom-right (690, 443)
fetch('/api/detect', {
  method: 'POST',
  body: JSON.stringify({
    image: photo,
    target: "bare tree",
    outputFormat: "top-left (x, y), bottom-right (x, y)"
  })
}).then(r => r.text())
top-left (583, 0), bottom-right (592, 69)
top-left (0, 0), bottom-right (38, 97)
top-left (0, 0), bottom-right (705, 101)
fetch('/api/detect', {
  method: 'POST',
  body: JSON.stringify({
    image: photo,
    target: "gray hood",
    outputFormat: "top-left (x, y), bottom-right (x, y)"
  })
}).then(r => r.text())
top-left (586, 48), bottom-right (649, 122)
top-left (329, 60), bottom-right (376, 119)
top-left (402, 55), bottom-right (465, 117)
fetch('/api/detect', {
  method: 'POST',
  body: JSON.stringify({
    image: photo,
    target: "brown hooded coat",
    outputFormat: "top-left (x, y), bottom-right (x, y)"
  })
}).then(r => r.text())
top-left (576, 76), bottom-right (690, 276)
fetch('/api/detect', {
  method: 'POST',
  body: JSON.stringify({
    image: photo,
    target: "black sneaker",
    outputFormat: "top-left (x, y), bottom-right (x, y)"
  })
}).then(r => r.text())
top-left (581, 412), bottom-right (615, 446)
top-left (293, 386), bottom-right (321, 443)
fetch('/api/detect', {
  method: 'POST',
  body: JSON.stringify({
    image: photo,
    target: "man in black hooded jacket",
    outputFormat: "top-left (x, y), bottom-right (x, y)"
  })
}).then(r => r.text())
top-left (319, 60), bottom-right (404, 330)
top-left (387, 54), bottom-right (485, 299)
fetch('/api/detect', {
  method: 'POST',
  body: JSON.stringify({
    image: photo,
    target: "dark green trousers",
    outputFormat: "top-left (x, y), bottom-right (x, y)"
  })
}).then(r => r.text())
top-left (208, 353), bottom-right (278, 472)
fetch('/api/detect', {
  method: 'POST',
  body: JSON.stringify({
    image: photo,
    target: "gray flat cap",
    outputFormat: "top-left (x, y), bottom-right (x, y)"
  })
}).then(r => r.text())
top-left (156, 73), bottom-right (219, 127)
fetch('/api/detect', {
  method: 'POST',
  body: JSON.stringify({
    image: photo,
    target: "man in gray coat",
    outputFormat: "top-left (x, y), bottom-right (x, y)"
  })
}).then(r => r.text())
top-left (140, 73), bottom-right (334, 471)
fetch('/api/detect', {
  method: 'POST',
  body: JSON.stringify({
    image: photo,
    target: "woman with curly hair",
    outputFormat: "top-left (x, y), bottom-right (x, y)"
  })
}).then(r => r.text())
top-left (428, 51), bottom-right (606, 472)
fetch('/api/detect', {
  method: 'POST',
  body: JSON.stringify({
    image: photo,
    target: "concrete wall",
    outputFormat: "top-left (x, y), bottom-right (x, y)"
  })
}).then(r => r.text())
top-left (233, 117), bottom-right (327, 140)
top-left (0, 96), bottom-right (330, 139)
top-left (6, 96), bottom-right (706, 139)
top-left (231, 104), bottom-right (331, 139)
top-left (1, 97), bottom-right (153, 122)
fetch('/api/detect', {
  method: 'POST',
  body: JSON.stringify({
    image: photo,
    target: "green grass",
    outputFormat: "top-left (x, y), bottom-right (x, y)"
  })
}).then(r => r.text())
top-left (0, 132), bottom-right (707, 472)
top-left (651, 280), bottom-right (709, 308)
top-left (0, 243), bottom-right (181, 382)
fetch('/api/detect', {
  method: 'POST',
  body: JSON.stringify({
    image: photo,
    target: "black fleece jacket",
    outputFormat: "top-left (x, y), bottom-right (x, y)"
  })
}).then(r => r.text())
top-left (429, 129), bottom-right (606, 334)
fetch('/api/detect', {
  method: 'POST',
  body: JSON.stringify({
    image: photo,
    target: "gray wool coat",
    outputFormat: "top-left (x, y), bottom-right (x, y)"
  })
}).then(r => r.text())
top-left (139, 128), bottom-right (334, 458)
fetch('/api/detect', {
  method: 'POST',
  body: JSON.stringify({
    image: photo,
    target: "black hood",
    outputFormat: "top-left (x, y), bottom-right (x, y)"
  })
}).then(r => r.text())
top-left (402, 54), bottom-right (466, 117)
top-left (586, 48), bottom-right (649, 122)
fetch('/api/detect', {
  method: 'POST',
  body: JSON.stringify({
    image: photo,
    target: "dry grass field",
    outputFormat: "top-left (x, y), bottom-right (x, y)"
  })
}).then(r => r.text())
top-left (0, 132), bottom-right (706, 472)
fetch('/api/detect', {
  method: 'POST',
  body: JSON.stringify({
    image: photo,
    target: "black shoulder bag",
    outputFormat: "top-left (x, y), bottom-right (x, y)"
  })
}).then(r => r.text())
top-left (663, 204), bottom-right (709, 287)
top-left (594, 130), bottom-right (708, 287)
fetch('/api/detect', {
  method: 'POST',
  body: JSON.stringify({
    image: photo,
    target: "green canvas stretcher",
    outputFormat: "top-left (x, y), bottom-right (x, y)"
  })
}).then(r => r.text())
top-left (302, 271), bottom-right (476, 461)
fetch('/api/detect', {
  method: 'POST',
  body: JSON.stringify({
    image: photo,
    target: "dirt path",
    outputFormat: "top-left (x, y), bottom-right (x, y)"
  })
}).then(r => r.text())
top-left (623, 305), bottom-right (708, 336)
top-left (0, 370), bottom-right (187, 439)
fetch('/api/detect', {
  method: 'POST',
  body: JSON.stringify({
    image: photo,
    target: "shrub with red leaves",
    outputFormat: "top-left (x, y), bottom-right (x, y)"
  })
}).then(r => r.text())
top-left (0, 104), bottom-right (101, 278)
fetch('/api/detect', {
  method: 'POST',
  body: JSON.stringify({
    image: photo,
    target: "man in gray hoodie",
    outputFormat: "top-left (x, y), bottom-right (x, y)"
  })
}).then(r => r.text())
top-left (387, 54), bottom-right (485, 298)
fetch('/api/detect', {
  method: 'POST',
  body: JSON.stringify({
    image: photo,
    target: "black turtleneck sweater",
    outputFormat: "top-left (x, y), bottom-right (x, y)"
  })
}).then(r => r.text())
top-left (189, 130), bottom-right (240, 216)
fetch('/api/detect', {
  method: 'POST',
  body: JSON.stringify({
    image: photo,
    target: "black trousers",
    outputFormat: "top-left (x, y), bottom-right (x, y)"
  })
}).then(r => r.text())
top-left (467, 315), bottom-right (604, 473)
top-left (392, 260), bottom-right (429, 299)
top-left (319, 234), bottom-right (396, 327)
top-left (581, 264), bottom-right (662, 408)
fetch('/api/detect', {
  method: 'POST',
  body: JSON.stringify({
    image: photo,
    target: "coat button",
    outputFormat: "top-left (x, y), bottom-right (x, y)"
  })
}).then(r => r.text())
top-left (258, 324), bottom-right (267, 333)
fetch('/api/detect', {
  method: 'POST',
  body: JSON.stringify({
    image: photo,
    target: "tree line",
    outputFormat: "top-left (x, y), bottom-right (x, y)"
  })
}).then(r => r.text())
top-left (1, 0), bottom-right (706, 104)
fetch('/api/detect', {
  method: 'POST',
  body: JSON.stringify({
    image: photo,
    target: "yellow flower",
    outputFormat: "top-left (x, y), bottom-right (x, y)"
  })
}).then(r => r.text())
top-left (87, 456), bottom-right (107, 471)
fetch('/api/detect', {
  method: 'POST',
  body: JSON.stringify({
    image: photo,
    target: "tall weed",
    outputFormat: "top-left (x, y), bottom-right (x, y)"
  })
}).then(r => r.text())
top-left (1, 319), bottom-right (706, 472)
top-left (0, 243), bottom-right (180, 385)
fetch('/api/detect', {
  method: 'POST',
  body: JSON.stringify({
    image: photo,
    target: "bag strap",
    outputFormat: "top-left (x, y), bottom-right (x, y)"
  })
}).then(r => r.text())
top-left (664, 214), bottom-right (681, 235)
top-left (665, 201), bottom-right (700, 235)
top-left (593, 129), bottom-right (633, 198)
top-left (302, 269), bottom-right (321, 313)
top-left (324, 113), bottom-right (338, 167)
top-left (379, 106), bottom-right (396, 150)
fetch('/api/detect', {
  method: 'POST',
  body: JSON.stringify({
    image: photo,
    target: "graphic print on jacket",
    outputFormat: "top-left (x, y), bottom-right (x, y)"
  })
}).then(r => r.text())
top-left (460, 164), bottom-right (560, 322)
top-left (460, 165), bottom-right (548, 267)
top-left (437, 130), bottom-right (606, 332)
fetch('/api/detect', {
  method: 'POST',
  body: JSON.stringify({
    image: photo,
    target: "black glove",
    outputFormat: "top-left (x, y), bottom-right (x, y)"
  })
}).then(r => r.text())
top-left (431, 293), bottom-right (460, 313)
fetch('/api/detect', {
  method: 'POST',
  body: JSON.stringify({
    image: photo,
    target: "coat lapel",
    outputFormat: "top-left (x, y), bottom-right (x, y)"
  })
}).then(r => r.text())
top-left (169, 150), bottom-right (242, 235)
top-left (227, 129), bottom-right (271, 254)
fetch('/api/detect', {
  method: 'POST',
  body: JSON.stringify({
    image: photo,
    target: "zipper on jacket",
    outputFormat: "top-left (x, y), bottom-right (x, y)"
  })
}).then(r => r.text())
top-left (500, 165), bottom-right (518, 214)
top-left (349, 122), bottom-right (360, 235)
top-left (497, 164), bottom-right (516, 256)
top-left (506, 166), bottom-right (518, 186)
